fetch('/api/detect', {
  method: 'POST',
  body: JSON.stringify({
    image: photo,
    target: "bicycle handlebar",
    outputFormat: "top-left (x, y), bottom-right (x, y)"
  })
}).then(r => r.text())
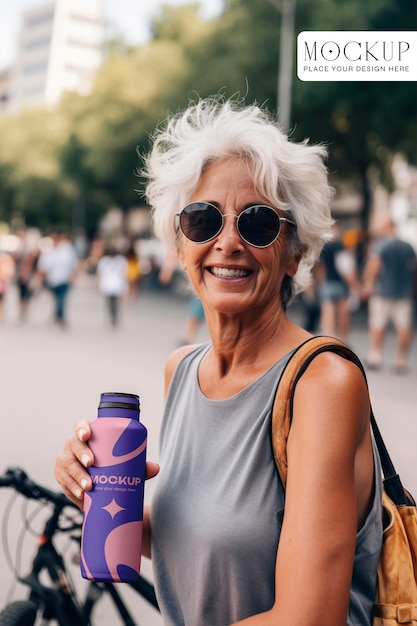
top-left (0, 466), bottom-right (77, 510)
top-left (0, 466), bottom-right (161, 613)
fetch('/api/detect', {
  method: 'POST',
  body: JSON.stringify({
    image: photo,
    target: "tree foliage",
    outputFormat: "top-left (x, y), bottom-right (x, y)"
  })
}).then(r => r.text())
top-left (0, 0), bottom-right (415, 234)
top-left (291, 0), bottom-right (417, 225)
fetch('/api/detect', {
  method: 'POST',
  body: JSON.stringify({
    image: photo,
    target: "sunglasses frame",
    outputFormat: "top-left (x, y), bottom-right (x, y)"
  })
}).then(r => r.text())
top-left (176, 202), bottom-right (296, 249)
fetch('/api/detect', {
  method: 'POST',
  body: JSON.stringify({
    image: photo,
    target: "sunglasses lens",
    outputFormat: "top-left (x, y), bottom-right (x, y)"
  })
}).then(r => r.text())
top-left (238, 206), bottom-right (280, 247)
top-left (180, 203), bottom-right (222, 243)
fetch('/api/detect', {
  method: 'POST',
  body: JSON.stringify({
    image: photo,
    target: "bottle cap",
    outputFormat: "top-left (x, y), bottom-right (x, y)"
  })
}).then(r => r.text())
top-left (98, 392), bottom-right (140, 418)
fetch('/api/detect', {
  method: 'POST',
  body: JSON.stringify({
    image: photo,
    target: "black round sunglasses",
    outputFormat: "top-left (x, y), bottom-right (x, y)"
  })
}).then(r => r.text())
top-left (176, 202), bottom-right (296, 249)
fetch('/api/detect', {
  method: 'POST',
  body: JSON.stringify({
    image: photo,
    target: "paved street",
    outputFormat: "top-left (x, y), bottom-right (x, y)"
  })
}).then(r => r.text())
top-left (0, 277), bottom-right (416, 625)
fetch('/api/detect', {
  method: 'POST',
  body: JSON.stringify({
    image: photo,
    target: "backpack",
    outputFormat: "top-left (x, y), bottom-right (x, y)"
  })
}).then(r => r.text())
top-left (271, 335), bottom-right (417, 626)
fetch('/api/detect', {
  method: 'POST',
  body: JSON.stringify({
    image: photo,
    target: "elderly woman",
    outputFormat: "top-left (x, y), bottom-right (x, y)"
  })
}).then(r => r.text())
top-left (55, 97), bottom-right (382, 626)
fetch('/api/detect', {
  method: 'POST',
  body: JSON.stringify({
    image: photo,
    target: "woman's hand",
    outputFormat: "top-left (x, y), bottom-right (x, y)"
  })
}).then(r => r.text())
top-left (54, 419), bottom-right (93, 508)
top-left (54, 419), bottom-right (160, 509)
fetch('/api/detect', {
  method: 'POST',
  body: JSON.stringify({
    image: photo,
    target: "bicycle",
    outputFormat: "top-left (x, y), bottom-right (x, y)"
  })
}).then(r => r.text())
top-left (0, 466), bottom-right (160, 626)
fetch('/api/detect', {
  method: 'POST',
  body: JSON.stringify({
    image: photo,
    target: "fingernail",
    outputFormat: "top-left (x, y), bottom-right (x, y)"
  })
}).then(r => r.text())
top-left (75, 487), bottom-right (82, 499)
top-left (78, 429), bottom-right (87, 441)
top-left (81, 478), bottom-right (89, 490)
top-left (81, 454), bottom-right (90, 467)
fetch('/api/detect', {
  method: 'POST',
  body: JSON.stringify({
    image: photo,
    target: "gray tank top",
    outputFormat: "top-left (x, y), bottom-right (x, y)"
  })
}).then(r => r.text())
top-left (151, 343), bottom-right (382, 626)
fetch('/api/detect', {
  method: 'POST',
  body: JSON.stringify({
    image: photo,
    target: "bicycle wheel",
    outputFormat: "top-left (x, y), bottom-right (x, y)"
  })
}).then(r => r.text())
top-left (0, 601), bottom-right (37, 626)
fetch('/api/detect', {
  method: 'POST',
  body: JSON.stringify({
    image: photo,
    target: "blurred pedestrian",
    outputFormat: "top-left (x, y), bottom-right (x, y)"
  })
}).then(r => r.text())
top-left (298, 263), bottom-right (321, 333)
top-left (36, 231), bottom-right (79, 328)
top-left (317, 224), bottom-right (360, 341)
top-left (157, 248), bottom-right (178, 287)
top-left (362, 216), bottom-right (417, 373)
top-left (96, 245), bottom-right (128, 327)
top-left (178, 294), bottom-right (206, 345)
top-left (125, 243), bottom-right (141, 299)
top-left (14, 232), bottom-right (40, 322)
top-left (158, 250), bottom-right (206, 344)
top-left (0, 251), bottom-right (15, 323)
top-left (85, 236), bottom-right (105, 277)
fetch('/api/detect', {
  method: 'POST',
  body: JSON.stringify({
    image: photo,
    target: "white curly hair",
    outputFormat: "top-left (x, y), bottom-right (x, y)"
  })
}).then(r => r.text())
top-left (141, 95), bottom-right (334, 302)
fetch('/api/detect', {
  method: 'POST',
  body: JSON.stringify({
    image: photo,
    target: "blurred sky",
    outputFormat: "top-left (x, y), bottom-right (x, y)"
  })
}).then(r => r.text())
top-left (0, 0), bottom-right (223, 70)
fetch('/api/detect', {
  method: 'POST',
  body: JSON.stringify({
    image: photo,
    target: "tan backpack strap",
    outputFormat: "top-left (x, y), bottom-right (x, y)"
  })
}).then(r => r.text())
top-left (271, 335), bottom-right (348, 488)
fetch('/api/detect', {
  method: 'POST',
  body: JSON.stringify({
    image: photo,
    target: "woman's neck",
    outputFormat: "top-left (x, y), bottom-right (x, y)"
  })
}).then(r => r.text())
top-left (198, 313), bottom-right (309, 399)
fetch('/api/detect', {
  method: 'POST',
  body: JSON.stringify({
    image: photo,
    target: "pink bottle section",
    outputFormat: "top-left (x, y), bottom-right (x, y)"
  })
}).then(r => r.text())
top-left (81, 405), bottom-right (147, 583)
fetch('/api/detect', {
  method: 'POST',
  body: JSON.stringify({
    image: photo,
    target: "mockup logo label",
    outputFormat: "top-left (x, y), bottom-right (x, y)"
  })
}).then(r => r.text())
top-left (297, 32), bottom-right (417, 81)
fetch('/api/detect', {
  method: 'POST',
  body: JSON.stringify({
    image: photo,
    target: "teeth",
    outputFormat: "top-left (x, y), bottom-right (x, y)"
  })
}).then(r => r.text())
top-left (211, 267), bottom-right (249, 278)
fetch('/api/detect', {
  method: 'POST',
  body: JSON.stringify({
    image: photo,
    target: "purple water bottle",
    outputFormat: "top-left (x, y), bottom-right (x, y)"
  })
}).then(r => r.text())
top-left (80, 392), bottom-right (147, 583)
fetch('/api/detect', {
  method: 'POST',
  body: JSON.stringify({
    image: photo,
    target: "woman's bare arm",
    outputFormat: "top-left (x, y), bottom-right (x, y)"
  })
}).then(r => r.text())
top-left (232, 352), bottom-right (373, 626)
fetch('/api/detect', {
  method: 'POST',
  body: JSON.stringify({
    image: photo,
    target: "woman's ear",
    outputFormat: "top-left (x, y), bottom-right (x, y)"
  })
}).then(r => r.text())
top-left (177, 245), bottom-right (187, 271)
top-left (286, 254), bottom-right (301, 278)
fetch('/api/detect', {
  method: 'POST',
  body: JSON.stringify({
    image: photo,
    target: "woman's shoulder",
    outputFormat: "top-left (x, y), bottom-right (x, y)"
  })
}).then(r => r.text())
top-left (292, 348), bottom-right (370, 438)
top-left (164, 343), bottom-right (207, 395)
top-left (294, 348), bottom-right (368, 402)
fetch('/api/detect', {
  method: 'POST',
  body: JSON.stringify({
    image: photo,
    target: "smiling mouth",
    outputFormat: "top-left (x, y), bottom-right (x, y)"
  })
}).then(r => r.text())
top-left (208, 267), bottom-right (252, 278)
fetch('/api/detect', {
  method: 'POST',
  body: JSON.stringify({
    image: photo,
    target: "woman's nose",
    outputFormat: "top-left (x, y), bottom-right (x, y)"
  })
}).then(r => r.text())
top-left (214, 214), bottom-right (244, 250)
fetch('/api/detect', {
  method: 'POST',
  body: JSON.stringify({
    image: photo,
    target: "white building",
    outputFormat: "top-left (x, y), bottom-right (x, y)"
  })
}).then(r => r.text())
top-left (0, 68), bottom-right (12, 114)
top-left (9, 0), bottom-right (104, 111)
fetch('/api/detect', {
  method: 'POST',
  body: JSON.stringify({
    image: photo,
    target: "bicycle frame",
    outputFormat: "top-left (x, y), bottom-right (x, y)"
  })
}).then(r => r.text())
top-left (0, 467), bottom-right (159, 626)
top-left (20, 506), bottom-right (91, 625)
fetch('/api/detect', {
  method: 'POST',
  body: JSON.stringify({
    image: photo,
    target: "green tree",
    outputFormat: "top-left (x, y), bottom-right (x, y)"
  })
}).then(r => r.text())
top-left (208, 0), bottom-right (417, 229)
top-left (291, 0), bottom-right (417, 228)
top-left (0, 108), bottom-right (72, 229)
top-left (187, 0), bottom-right (281, 104)
top-left (2, 0), bottom-right (415, 234)
top-left (58, 23), bottom-right (207, 234)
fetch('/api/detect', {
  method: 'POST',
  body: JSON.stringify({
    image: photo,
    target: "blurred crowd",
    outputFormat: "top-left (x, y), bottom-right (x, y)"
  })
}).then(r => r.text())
top-left (298, 216), bottom-right (417, 373)
top-left (0, 228), bottom-right (148, 329)
top-left (0, 216), bottom-right (416, 371)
